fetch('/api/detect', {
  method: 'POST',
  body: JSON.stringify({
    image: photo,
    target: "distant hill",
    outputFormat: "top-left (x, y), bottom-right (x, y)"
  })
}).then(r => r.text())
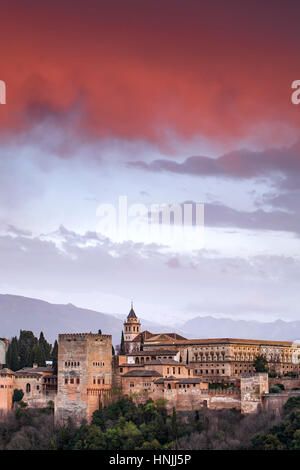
top-left (180, 316), bottom-right (300, 342)
top-left (0, 294), bottom-right (176, 346)
top-left (1, 294), bottom-right (299, 347)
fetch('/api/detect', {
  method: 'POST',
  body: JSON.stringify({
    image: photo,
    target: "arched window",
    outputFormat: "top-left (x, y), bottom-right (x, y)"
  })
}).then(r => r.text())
top-left (167, 383), bottom-right (171, 389)
top-left (26, 383), bottom-right (31, 393)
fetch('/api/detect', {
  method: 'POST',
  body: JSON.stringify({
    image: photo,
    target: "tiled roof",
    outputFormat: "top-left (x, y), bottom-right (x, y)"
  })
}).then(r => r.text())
top-left (15, 366), bottom-right (53, 375)
top-left (0, 368), bottom-right (14, 375)
top-left (148, 338), bottom-right (299, 347)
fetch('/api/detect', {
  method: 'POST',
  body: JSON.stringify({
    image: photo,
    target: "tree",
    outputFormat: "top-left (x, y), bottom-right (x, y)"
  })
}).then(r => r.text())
top-left (98, 329), bottom-right (102, 335)
top-left (170, 407), bottom-right (179, 444)
top-left (39, 332), bottom-right (51, 360)
top-left (112, 345), bottom-right (115, 356)
top-left (253, 354), bottom-right (268, 373)
top-left (6, 336), bottom-right (20, 371)
top-left (12, 389), bottom-right (24, 403)
top-left (18, 330), bottom-right (38, 368)
top-left (51, 340), bottom-right (58, 375)
top-left (186, 349), bottom-right (189, 365)
top-left (140, 335), bottom-right (144, 352)
top-left (32, 344), bottom-right (46, 367)
top-left (120, 331), bottom-right (125, 355)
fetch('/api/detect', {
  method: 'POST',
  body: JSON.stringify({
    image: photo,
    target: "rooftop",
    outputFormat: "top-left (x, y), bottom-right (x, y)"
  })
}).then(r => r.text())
top-left (147, 338), bottom-right (299, 347)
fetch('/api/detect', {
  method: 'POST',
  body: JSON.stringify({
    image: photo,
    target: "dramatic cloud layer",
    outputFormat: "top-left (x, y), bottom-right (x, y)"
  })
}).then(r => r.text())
top-left (0, 0), bottom-right (300, 147)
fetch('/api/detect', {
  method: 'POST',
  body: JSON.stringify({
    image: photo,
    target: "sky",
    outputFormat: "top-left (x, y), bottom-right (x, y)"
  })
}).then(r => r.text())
top-left (0, 0), bottom-right (300, 325)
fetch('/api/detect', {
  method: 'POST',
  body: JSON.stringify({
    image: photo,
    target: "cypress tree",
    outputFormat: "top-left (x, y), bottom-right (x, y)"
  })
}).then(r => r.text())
top-left (51, 340), bottom-right (58, 375)
top-left (112, 345), bottom-right (115, 356)
top-left (32, 344), bottom-right (46, 367)
top-left (120, 331), bottom-right (125, 355)
top-left (18, 330), bottom-right (38, 368)
top-left (39, 331), bottom-right (51, 360)
top-left (6, 336), bottom-right (20, 371)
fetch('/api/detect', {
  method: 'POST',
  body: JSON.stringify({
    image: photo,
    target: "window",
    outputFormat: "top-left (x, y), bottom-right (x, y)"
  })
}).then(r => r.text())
top-left (26, 383), bottom-right (31, 393)
top-left (76, 378), bottom-right (80, 384)
top-left (36, 385), bottom-right (40, 391)
top-left (65, 378), bottom-right (68, 384)
top-left (120, 368), bottom-right (123, 373)
top-left (130, 382), bottom-right (134, 388)
top-left (70, 378), bottom-right (74, 384)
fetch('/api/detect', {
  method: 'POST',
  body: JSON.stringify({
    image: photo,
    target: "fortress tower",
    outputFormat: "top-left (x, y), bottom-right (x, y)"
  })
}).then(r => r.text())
top-left (55, 333), bottom-right (112, 425)
top-left (123, 303), bottom-right (141, 353)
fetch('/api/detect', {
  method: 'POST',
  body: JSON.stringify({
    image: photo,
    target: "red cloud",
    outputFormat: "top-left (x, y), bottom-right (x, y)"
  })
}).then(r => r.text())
top-left (0, 0), bottom-right (299, 148)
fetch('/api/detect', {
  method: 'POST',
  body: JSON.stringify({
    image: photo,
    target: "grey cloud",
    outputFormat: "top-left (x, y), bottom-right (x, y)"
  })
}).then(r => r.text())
top-left (128, 142), bottom-right (300, 189)
top-left (0, 226), bottom-right (300, 322)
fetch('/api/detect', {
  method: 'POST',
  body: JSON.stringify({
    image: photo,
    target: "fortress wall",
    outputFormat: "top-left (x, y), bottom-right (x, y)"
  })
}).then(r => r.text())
top-left (55, 333), bottom-right (112, 425)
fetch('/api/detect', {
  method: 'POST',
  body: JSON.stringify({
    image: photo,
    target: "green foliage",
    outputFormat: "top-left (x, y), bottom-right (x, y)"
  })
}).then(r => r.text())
top-left (6, 330), bottom-right (57, 373)
top-left (209, 382), bottom-right (234, 390)
top-left (32, 343), bottom-right (46, 367)
top-left (120, 331), bottom-right (125, 355)
top-left (18, 330), bottom-right (38, 368)
top-left (6, 337), bottom-right (20, 371)
top-left (251, 396), bottom-right (300, 449)
top-left (268, 369), bottom-right (277, 378)
top-left (51, 340), bottom-right (58, 375)
top-left (12, 389), bottom-right (24, 403)
top-left (253, 354), bottom-right (268, 373)
top-left (39, 332), bottom-right (52, 360)
top-left (269, 385), bottom-right (283, 394)
top-left (71, 397), bottom-right (187, 450)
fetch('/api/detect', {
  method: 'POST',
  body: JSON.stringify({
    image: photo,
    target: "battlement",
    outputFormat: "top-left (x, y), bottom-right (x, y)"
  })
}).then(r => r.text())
top-left (58, 333), bottom-right (111, 341)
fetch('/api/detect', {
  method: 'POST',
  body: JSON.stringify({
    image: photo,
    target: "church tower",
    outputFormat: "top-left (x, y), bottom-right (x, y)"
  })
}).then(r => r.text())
top-left (123, 302), bottom-right (141, 353)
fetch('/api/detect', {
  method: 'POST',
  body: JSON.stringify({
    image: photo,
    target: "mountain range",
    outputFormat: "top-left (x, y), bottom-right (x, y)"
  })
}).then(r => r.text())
top-left (0, 293), bottom-right (300, 345)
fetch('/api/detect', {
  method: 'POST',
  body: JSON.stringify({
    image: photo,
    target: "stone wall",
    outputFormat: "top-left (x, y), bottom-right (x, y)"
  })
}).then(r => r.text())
top-left (55, 333), bottom-right (112, 425)
top-left (240, 373), bottom-right (268, 414)
top-left (0, 339), bottom-right (7, 366)
top-left (269, 377), bottom-right (300, 391)
top-left (0, 370), bottom-right (14, 412)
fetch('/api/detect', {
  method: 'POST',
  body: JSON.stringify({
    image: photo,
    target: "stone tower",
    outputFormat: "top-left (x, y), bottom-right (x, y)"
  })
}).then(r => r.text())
top-left (55, 333), bottom-right (112, 425)
top-left (123, 302), bottom-right (141, 353)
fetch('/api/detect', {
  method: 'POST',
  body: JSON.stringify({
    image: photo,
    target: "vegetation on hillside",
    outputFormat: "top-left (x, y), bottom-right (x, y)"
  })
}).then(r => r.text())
top-left (1, 396), bottom-right (300, 450)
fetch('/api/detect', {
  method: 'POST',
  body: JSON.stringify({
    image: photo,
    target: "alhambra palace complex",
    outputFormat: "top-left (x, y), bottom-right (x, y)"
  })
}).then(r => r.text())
top-left (1, 305), bottom-right (300, 424)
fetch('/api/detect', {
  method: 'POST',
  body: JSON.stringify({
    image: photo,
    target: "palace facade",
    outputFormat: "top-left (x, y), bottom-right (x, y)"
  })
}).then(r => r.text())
top-left (1, 305), bottom-right (300, 423)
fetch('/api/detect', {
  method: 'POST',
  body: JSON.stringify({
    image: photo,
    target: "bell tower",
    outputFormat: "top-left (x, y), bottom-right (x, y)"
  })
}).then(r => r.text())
top-left (123, 302), bottom-right (141, 353)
